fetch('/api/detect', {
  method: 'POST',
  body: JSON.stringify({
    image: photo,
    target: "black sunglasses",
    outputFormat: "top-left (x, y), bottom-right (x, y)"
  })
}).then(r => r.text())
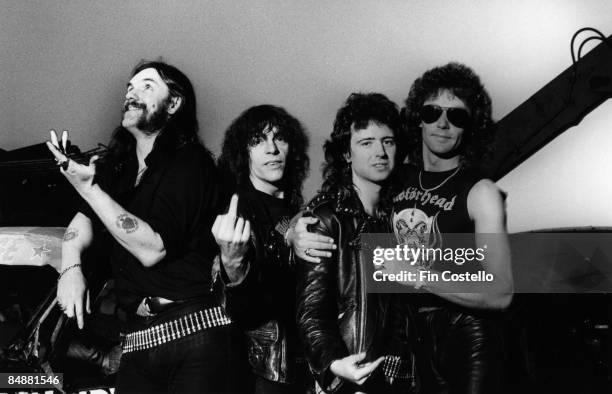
top-left (420, 105), bottom-right (471, 129)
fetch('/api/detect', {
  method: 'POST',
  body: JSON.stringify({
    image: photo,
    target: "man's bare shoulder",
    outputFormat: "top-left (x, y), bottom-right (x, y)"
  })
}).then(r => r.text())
top-left (467, 179), bottom-right (505, 221)
top-left (470, 179), bottom-right (500, 197)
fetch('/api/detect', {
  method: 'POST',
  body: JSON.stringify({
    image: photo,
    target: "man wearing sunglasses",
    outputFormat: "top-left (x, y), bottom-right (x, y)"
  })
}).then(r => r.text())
top-left (290, 63), bottom-right (513, 393)
top-left (388, 62), bottom-right (513, 393)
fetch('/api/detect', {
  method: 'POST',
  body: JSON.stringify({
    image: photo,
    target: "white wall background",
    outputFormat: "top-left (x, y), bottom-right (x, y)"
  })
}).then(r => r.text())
top-left (497, 103), bottom-right (612, 232)
top-left (2, 0), bottom-right (611, 232)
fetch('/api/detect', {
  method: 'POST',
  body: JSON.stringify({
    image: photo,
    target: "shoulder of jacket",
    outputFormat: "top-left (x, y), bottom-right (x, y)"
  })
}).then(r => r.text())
top-left (306, 192), bottom-right (335, 212)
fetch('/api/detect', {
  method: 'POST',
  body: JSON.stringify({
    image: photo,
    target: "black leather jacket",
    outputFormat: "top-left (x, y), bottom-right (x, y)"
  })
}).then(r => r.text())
top-left (216, 186), bottom-right (299, 384)
top-left (296, 192), bottom-right (416, 393)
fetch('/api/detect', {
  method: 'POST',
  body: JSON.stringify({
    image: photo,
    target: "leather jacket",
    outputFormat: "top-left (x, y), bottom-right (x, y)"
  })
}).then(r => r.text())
top-left (216, 185), bottom-right (299, 384)
top-left (296, 192), bottom-right (416, 393)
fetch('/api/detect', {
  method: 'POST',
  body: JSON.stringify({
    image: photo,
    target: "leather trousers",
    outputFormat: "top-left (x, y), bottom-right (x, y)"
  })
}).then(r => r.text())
top-left (416, 308), bottom-right (503, 394)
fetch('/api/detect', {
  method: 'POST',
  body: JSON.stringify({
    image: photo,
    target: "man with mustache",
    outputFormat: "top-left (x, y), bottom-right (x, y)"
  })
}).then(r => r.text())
top-left (48, 61), bottom-right (244, 393)
top-left (386, 62), bottom-right (513, 393)
top-left (292, 63), bottom-right (513, 393)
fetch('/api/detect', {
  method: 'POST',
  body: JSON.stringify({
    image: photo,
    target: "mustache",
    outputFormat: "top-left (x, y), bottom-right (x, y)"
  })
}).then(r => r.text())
top-left (123, 100), bottom-right (146, 112)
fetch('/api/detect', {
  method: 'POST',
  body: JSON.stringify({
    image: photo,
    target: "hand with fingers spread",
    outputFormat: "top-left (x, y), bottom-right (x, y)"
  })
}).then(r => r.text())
top-left (286, 215), bottom-right (337, 263)
top-left (46, 129), bottom-right (99, 194)
top-left (211, 194), bottom-right (251, 283)
top-left (57, 263), bottom-right (91, 329)
top-left (330, 352), bottom-right (385, 386)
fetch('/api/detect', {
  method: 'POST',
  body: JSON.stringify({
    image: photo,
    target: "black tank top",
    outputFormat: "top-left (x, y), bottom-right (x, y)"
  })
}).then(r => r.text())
top-left (392, 164), bottom-right (484, 307)
top-left (393, 165), bottom-right (482, 236)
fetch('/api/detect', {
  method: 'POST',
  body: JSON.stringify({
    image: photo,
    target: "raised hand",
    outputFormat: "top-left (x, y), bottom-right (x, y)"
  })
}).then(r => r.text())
top-left (46, 129), bottom-right (99, 194)
top-left (211, 194), bottom-right (251, 282)
top-left (330, 352), bottom-right (385, 386)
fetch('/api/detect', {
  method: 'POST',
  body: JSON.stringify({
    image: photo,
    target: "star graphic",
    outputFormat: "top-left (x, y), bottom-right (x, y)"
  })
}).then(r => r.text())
top-left (31, 243), bottom-right (51, 259)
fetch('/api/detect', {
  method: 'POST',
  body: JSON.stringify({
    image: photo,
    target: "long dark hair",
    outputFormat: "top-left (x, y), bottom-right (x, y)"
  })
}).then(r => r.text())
top-left (218, 105), bottom-right (309, 210)
top-left (321, 92), bottom-right (404, 215)
top-left (402, 62), bottom-right (494, 169)
top-left (106, 60), bottom-right (201, 171)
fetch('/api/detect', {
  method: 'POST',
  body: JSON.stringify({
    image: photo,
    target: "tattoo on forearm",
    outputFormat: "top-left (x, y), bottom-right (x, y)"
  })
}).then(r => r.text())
top-left (63, 228), bottom-right (79, 242)
top-left (116, 214), bottom-right (139, 234)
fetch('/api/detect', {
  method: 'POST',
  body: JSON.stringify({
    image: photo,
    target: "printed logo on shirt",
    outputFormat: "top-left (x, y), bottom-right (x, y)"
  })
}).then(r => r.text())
top-left (393, 186), bottom-right (457, 211)
top-left (392, 207), bottom-right (441, 269)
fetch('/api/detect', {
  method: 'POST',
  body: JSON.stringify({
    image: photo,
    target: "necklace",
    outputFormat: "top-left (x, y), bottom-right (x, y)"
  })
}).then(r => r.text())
top-left (135, 165), bottom-right (147, 186)
top-left (418, 166), bottom-right (461, 192)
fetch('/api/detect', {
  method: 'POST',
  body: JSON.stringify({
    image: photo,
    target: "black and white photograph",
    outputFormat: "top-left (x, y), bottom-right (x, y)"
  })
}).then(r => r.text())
top-left (1, 1), bottom-right (611, 393)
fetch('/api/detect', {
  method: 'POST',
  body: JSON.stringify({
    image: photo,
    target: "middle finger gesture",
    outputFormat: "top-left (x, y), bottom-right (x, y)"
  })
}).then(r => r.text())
top-left (211, 195), bottom-right (251, 280)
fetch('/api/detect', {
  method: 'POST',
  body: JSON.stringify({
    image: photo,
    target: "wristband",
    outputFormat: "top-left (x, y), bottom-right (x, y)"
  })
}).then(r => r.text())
top-left (275, 217), bottom-right (291, 240)
top-left (58, 264), bottom-right (82, 281)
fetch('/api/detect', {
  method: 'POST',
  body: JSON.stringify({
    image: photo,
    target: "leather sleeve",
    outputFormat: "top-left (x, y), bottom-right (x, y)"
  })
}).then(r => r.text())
top-left (295, 208), bottom-right (348, 392)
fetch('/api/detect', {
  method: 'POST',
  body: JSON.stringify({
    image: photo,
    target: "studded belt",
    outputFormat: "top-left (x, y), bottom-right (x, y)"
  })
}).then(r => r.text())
top-left (382, 354), bottom-right (415, 383)
top-left (122, 306), bottom-right (232, 353)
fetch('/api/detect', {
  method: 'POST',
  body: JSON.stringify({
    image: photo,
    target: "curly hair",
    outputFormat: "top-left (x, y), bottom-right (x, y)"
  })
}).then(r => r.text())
top-left (106, 60), bottom-right (203, 171)
top-left (218, 105), bottom-right (309, 210)
top-left (402, 62), bottom-right (494, 169)
top-left (322, 92), bottom-right (404, 213)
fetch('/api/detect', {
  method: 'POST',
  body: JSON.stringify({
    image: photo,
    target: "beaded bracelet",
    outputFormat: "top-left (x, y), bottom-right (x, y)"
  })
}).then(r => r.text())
top-left (58, 264), bottom-right (82, 281)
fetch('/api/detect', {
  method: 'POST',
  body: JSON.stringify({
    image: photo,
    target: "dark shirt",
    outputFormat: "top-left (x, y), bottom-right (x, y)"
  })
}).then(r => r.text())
top-left (242, 184), bottom-right (292, 239)
top-left (241, 183), bottom-right (294, 317)
top-left (393, 164), bottom-right (481, 235)
top-left (223, 182), bottom-right (295, 326)
top-left (218, 183), bottom-right (299, 382)
top-left (392, 164), bottom-right (484, 309)
top-left (79, 141), bottom-right (223, 311)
